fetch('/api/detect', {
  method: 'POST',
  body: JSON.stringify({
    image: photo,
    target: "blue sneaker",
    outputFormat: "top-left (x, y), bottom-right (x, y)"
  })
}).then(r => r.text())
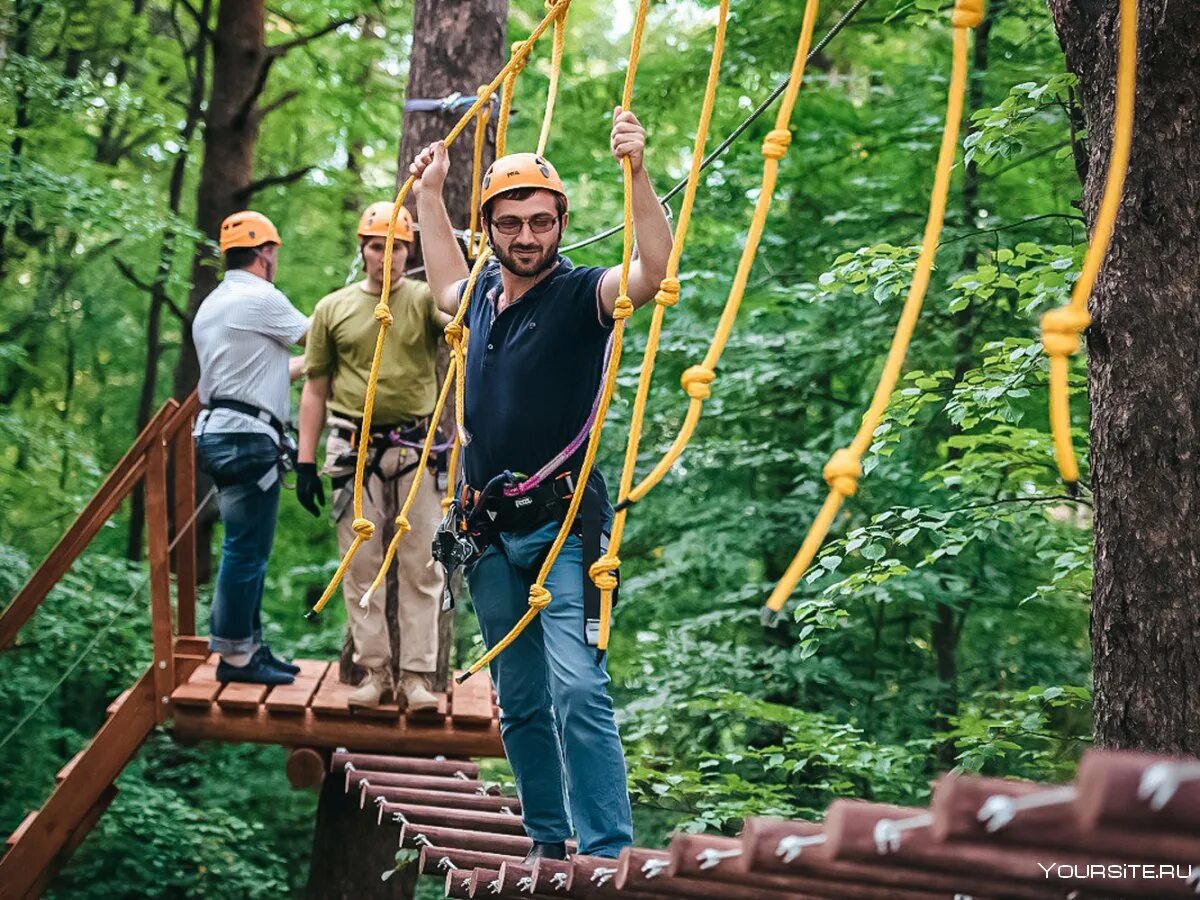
top-left (258, 644), bottom-right (300, 675)
top-left (217, 654), bottom-right (295, 686)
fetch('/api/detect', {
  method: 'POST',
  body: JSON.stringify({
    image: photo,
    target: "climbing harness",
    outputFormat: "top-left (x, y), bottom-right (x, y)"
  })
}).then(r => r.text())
top-left (454, 0), bottom-right (650, 683)
top-left (1041, 0), bottom-right (1137, 490)
top-left (306, 0), bottom-right (573, 621)
top-left (761, 0), bottom-right (985, 626)
top-left (199, 397), bottom-right (299, 489)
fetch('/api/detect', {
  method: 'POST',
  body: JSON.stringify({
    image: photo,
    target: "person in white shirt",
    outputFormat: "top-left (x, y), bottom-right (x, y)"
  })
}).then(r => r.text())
top-left (192, 210), bottom-right (309, 685)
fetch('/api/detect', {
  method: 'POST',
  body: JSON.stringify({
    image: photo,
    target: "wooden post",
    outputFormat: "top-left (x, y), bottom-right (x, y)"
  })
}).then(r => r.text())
top-left (172, 415), bottom-right (198, 636)
top-left (145, 436), bottom-right (176, 724)
top-left (286, 748), bottom-right (327, 791)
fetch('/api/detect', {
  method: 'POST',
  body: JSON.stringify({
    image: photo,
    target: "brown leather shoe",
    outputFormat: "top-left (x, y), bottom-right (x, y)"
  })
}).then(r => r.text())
top-left (399, 670), bottom-right (438, 713)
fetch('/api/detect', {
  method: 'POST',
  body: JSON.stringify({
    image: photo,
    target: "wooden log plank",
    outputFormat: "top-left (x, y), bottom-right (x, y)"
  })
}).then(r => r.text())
top-left (265, 659), bottom-right (328, 714)
top-left (216, 679), bottom-right (269, 711)
top-left (0, 399), bottom-right (179, 651)
top-left (418, 845), bottom-right (517, 877)
top-left (172, 706), bottom-right (504, 757)
top-left (170, 654), bottom-right (221, 707)
top-left (361, 784), bottom-right (520, 814)
top-left (145, 437), bottom-right (175, 724)
top-left (310, 665), bottom-right (354, 717)
top-left (377, 801), bottom-right (524, 835)
top-left (332, 751), bottom-right (479, 778)
top-left (0, 669), bottom-right (159, 897)
top-left (346, 770), bottom-right (497, 796)
top-left (450, 672), bottom-right (495, 728)
top-left (285, 748), bottom-right (326, 790)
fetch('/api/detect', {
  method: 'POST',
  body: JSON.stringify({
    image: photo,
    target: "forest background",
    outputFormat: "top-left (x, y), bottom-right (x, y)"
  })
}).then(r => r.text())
top-left (0, 0), bottom-right (1098, 895)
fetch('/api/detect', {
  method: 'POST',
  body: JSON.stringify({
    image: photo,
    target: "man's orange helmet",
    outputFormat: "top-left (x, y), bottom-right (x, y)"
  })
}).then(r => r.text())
top-left (480, 153), bottom-right (567, 211)
top-left (218, 210), bottom-right (281, 254)
top-left (358, 201), bottom-right (415, 242)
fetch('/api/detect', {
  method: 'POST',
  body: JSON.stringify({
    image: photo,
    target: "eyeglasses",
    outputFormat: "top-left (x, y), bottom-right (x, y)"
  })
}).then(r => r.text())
top-left (490, 214), bottom-right (562, 236)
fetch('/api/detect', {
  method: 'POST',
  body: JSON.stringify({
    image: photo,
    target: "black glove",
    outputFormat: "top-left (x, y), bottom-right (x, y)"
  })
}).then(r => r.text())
top-left (295, 462), bottom-right (325, 517)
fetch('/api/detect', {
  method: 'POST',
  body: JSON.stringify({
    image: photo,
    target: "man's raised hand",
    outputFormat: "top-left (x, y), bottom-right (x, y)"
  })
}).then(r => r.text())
top-left (610, 106), bottom-right (646, 173)
top-left (410, 140), bottom-right (450, 197)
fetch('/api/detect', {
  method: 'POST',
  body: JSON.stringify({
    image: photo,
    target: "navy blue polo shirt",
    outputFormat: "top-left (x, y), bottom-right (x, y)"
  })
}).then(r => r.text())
top-left (459, 256), bottom-right (612, 499)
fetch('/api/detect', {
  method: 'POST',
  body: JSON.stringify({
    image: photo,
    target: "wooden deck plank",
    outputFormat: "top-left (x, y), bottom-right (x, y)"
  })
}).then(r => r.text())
top-left (170, 654), bottom-right (222, 707)
top-left (216, 679), bottom-right (269, 710)
top-left (265, 659), bottom-right (328, 714)
top-left (450, 671), bottom-right (495, 728)
top-left (309, 664), bottom-right (354, 717)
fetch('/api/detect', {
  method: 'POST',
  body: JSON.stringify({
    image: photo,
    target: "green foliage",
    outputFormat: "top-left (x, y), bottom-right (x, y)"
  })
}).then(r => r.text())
top-left (1, 0), bottom-right (1099, 891)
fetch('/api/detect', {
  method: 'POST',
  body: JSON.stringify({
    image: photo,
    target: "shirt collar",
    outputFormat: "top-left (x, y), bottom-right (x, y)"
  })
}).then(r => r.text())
top-left (223, 269), bottom-right (271, 289)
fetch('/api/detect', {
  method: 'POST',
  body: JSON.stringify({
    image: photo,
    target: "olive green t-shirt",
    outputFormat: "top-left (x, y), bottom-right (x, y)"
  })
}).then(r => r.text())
top-left (305, 279), bottom-right (441, 424)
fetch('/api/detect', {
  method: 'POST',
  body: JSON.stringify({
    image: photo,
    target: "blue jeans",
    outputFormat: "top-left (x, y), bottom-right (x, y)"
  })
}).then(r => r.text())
top-left (467, 522), bottom-right (633, 858)
top-left (195, 432), bottom-right (281, 658)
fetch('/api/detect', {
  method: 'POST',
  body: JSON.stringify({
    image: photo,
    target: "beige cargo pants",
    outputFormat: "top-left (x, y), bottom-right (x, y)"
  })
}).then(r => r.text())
top-left (323, 423), bottom-right (443, 673)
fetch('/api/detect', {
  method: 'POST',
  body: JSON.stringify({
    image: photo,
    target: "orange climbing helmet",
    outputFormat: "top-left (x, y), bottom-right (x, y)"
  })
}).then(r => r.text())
top-left (218, 210), bottom-right (281, 254)
top-left (480, 153), bottom-right (567, 211)
top-left (358, 201), bottom-right (415, 242)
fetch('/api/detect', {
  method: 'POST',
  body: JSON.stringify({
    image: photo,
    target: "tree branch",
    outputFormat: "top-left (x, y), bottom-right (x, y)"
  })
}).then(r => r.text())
top-left (268, 14), bottom-right (360, 58)
top-left (236, 165), bottom-right (314, 202)
top-left (113, 260), bottom-right (191, 325)
top-left (252, 88), bottom-right (301, 124)
top-left (175, 0), bottom-right (212, 39)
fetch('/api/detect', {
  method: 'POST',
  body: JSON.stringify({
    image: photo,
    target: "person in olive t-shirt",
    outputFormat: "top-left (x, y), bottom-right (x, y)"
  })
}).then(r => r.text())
top-left (296, 201), bottom-right (450, 710)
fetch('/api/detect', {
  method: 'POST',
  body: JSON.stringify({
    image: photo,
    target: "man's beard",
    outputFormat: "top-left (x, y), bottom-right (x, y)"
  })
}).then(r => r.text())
top-left (493, 239), bottom-right (559, 278)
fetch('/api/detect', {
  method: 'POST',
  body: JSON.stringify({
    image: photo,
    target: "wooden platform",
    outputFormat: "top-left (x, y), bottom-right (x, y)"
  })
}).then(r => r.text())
top-left (169, 644), bottom-right (503, 757)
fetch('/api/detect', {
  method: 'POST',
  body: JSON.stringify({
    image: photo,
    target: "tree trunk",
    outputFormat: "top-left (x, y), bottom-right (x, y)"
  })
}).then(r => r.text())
top-left (305, 770), bottom-right (417, 899)
top-left (169, 0), bottom-right (268, 581)
top-left (1048, 2), bottom-right (1200, 753)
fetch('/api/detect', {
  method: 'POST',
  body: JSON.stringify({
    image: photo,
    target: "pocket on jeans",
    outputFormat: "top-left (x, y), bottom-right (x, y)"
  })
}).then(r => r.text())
top-left (197, 435), bottom-right (278, 487)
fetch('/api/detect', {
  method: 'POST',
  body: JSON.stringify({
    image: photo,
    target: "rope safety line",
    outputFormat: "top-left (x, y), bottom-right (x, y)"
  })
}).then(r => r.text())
top-left (466, 92), bottom-right (493, 260)
top-left (457, 0), bottom-right (652, 683)
top-left (612, 0), bottom-right (822, 511)
top-left (593, 0), bottom-right (732, 652)
top-left (761, 0), bottom-right (984, 625)
top-left (1041, 0), bottom-right (1136, 489)
top-left (538, 0), bottom-right (569, 156)
top-left (307, 0), bottom-right (570, 618)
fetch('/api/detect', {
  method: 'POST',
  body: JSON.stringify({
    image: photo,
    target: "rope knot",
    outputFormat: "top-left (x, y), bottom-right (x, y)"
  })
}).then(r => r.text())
top-left (444, 321), bottom-right (465, 349)
top-left (510, 41), bottom-right (529, 74)
top-left (761, 129), bottom-right (792, 160)
top-left (823, 448), bottom-right (861, 497)
top-left (395, 515), bottom-right (411, 536)
top-left (654, 277), bottom-right (681, 307)
top-left (612, 295), bottom-right (634, 320)
top-left (352, 517), bottom-right (376, 539)
top-left (374, 303), bottom-right (394, 327)
top-left (681, 365), bottom-right (716, 400)
top-left (1040, 306), bottom-right (1091, 357)
top-left (528, 584), bottom-right (552, 610)
top-left (589, 554), bottom-right (621, 592)
top-left (952, 0), bottom-right (985, 28)
top-left (441, 496), bottom-right (454, 513)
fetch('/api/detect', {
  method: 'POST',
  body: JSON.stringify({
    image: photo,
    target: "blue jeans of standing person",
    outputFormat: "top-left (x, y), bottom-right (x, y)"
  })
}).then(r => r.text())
top-left (467, 521), bottom-right (634, 858)
top-left (195, 432), bottom-right (281, 660)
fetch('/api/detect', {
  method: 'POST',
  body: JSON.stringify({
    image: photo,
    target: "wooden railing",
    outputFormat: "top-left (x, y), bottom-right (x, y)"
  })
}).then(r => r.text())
top-left (0, 391), bottom-right (202, 899)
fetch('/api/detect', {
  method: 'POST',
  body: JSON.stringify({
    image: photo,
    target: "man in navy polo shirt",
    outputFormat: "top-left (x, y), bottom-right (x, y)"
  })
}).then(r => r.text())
top-left (409, 107), bottom-right (672, 861)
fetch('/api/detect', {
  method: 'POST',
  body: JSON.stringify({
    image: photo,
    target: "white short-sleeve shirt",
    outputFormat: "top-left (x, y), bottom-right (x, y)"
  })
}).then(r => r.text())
top-left (192, 269), bottom-right (309, 443)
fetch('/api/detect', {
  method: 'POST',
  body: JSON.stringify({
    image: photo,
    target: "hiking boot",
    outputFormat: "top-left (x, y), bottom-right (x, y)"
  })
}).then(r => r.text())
top-left (348, 667), bottom-right (392, 709)
top-left (256, 645), bottom-right (300, 675)
top-left (522, 841), bottom-right (568, 866)
top-left (399, 670), bottom-right (439, 714)
top-left (217, 655), bottom-right (295, 686)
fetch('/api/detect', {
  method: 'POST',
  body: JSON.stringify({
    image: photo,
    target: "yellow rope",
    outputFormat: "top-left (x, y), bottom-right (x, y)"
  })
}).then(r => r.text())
top-left (762, 0), bottom-right (983, 623)
top-left (595, 0), bottom-right (732, 651)
top-left (618, 0), bottom-right (820, 514)
top-left (309, 2), bottom-right (569, 617)
top-left (496, 41), bottom-right (526, 158)
top-left (467, 88), bottom-right (492, 260)
top-left (538, 0), bottom-right (570, 156)
top-left (459, 0), bottom-right (651, 682)
top-left (1042, 0), bottom-right (1136, 488)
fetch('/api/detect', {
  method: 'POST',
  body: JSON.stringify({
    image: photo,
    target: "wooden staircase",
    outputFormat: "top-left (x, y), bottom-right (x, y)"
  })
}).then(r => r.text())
top-left (0, 393), bottom-right (502, 898)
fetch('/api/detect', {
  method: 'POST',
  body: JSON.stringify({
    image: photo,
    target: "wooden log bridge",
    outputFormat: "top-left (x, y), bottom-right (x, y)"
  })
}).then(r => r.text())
top-left (0, 394), bottom-right (503, 899)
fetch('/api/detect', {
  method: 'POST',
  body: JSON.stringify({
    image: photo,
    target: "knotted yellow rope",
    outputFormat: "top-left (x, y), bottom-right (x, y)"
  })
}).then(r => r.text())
top-left (466, 88), bottom-right (492, 260)
top-left (593, 0), bottom-right (732, 652)
top-left (496, 42), bottom-right (526, 158)
top-left (613, 0), bottom-right (820, 521)
top-left (1042, 0), bottom-right (1136, 489)
top-left (308, 1), bottom-right (570, 617)
top-left (762, 0), bottom-right (983, 624)
top-left (458, 0), bottom-right (651, 683)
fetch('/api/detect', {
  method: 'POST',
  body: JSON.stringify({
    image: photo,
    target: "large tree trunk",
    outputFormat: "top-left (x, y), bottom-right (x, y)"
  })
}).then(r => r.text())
top-left (310, 4), bottom-right (507, 897)
top-left (1048, 3), bottom-right (1200, 753)
top-left (170, 0), bottom-right (267, 581)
